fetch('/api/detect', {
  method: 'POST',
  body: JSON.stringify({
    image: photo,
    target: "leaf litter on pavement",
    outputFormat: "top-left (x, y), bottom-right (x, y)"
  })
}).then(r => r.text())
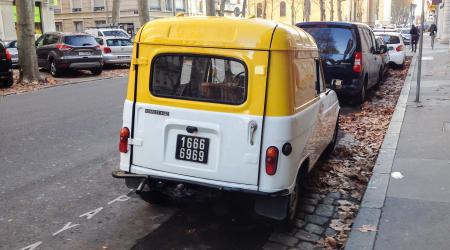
top-left (309, 57), bottom-right (411, 249)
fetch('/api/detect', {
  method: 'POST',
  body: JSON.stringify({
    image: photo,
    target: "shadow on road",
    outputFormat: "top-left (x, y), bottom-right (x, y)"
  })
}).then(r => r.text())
top-left (130, 193), bottom-right (273, 250)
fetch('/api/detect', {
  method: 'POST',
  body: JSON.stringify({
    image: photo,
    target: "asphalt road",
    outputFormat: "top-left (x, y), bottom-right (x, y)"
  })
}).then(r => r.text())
top-left (0, 78), bottom-right (272, 250)
top-left (0, 78), bottom-right (175, 250)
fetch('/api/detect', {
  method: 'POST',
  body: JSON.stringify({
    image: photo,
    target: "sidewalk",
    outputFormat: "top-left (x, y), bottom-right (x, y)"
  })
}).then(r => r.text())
top-left (346, 36), bottom-right (450, 250)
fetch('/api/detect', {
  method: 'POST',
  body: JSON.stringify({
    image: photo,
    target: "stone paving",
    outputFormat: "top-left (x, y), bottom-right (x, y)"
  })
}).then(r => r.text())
top-left (263, 191), bottom-right (359, 250)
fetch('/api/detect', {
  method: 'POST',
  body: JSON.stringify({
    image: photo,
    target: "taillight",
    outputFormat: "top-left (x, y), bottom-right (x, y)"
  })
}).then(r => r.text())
top-left (55, 43), bottom-right (73, 51)
top-left (4, 49), bottom-right (11, 61)
top-left (396, 45), bottom-right (404, 52)
top-left (95, 45), bottom-right (101, 51)
top-left (353, 52), bottom-right (362, 73)
top-left (119, 127), bottom-right (130, 153)
top-left (103, 47), bottom-right (112, 54)
top-left (265, 146), bottom-right (279, 175)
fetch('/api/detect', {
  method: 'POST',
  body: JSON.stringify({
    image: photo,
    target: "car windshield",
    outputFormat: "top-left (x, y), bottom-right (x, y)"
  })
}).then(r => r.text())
top-left (7, 41), bottom-right (17, 48)
top-left (102, 30), bottom-right (129, 37)
top-left (106, 39), bottom-right (132, 47)
top-left (64, 36), bottom-right (98, 46)
top-left (379, 35), bottom-right (400, 44)
top-left (151, 55), bottom-right (247, 105)
top-left (302, 26), bottom-right (356, 61)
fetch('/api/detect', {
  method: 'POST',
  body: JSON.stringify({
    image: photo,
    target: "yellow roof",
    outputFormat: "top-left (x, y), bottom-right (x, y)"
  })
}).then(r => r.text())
top-left (138, 17), bottom-right (317, 51)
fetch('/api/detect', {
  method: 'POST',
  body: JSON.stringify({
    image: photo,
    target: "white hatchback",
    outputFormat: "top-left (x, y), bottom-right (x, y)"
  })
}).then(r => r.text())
top-left (374, 32), bottom-right (406, 68)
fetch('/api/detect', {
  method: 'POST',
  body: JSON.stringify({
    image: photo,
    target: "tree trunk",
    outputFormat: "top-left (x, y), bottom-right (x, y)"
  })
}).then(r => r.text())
top-left (205, 0), bottom-right (216, 16)
top-left (330, 0), bottom-right (334, 21)
top-left (270, 0), bottom-right (274, 19)
top-left (291, 0), bottom-right (295, 24)
top-left (138, 0), bottom-right (150, 26)
top-left (337, 0), bottom-right (342, 21)
top-left (242, 0), bottom-right (247, 17)
top-left (263, 0), bottom-right (267, 19)
top-left (219, 0), bottom-right (226, 16)
top-left (319, 0), bottom-right (326, 21)
top-left (111, 0), bottom-right (120, 25)
top-left (303, 0), bottom-right (311, 21)
top-left (16, 0), bottom-right (41, 83)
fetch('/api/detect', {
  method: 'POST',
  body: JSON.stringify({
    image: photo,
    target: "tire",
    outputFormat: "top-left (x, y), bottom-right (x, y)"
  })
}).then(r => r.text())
top-left (49, 60), bottom-right (62, 77)
top-left (321, 119), bottom-right (339, 160)
top-left (91, 68), bottom-right (102, 75)
top-left (139, 189), bottom-right (169, 205)
top-left (399, 60), bottom-right (405, 70)
top-left (353, 82), bottom-right (366, 106)
top-left (0, 78), bottom-right (13, 88)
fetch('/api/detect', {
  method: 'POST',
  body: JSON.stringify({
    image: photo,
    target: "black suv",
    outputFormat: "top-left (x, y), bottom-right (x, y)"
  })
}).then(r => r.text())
top-left (36, 32), bottom-right (103, 76)
top-left (297, 22), bottom-right (385, 105)
top-left (0, 41), bottom-right (13, 88)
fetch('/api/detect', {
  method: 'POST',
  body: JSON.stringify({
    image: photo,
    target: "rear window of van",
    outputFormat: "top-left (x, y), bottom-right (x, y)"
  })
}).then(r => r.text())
top-left (151, 55), bottom-right (247, 105)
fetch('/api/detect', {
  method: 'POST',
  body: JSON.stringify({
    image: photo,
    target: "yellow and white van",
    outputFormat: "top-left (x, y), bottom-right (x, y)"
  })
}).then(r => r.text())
top-left (113, 17), bottom-right (340, 225)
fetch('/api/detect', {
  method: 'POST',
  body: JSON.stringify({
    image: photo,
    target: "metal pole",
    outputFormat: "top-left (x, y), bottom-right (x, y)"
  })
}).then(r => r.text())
top-left (416, 0), bottom-right (425, 102)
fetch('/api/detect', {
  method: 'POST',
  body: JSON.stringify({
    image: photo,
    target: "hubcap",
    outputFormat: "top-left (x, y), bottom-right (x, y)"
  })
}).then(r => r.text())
top-left (51, 62), bottom-right (56, 75)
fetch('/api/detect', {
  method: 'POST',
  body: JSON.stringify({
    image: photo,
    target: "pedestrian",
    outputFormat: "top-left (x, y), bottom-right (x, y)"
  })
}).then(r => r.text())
top-left (410, 25), bottom-right (419, 52)
top-left (429, 23), bottom-right (437, 49)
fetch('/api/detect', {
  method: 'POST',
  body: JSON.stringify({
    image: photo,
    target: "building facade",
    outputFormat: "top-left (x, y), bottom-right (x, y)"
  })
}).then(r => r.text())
top-left (53, 0), bottom-right (208, 35)
top-left (0, 0), bottom-right (56, 41)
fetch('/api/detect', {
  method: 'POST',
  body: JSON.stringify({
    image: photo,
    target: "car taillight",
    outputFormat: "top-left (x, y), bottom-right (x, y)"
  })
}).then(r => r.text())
top-left (56, 43), bottom-right (73, 51)
top-left (396, 45), bottom-right (404, 52)
top-left (95, 45), bottom-right (101, 50)
top-left (265, 146), bottom-right (279, 175)
top-left (119, 127), bottom-right (130, 153)
top-left (103, 47), bottom-right (112, 54)
top-left (4, 49), bottom-right (11, 61)
top-left (353, 52), bottom-right (362, 73)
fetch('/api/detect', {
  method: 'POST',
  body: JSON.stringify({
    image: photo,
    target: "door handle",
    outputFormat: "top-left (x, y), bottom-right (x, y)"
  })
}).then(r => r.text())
top-left (248, 121), bottom-right (258, 146)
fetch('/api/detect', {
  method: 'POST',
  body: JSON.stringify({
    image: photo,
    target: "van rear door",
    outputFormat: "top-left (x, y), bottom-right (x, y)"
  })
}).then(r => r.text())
top-left (130, 49), bottom-right (268, 186)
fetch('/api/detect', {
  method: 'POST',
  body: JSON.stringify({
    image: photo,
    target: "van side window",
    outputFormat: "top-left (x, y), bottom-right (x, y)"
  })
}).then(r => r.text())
top-left (358, 27), bottom-right (369, 53)
top-left (151, 55), bottom-right (247, 105)
top-left (315, 59), bottom-right (326, 94)
top-left (294, 57), bottom-right (317, 108)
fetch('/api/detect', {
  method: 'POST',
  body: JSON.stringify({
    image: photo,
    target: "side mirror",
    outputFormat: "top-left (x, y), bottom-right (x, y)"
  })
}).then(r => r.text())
top-left (330, 79), bottom-right (343, 90)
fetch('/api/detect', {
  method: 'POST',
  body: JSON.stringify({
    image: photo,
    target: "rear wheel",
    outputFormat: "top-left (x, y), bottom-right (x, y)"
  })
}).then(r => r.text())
top-left (50, 60), bottom-right (62, 77)
top-left (91, 68), bottom-right (102, 75)
top-left (321, 119), bottom-right (339, 160)
top-left (353, 82), bottom-right (366, 105)
top-left (139, 190), bottom-right (169, 205)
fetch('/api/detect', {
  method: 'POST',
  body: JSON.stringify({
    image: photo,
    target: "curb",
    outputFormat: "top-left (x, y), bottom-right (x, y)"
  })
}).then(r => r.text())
top-left (345, 54), bottom-right (418, 250)
top-left (1, 75), bottom-right (128, 97)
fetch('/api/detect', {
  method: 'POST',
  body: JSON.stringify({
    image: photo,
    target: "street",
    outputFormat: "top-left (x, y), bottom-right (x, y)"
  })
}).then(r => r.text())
top-left (0, 78), bottom-right (175, 249)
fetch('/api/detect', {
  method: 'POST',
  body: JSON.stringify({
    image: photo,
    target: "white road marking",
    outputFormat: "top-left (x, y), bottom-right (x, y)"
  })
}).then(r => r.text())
top-left (52, 222), bottom-right (80, 236)
top-left (107, 194), bottom-right (130, 205)
top-left (79, 207), bottom-right (104, 220)
top-left (19, 241), bottom-right (42, 250)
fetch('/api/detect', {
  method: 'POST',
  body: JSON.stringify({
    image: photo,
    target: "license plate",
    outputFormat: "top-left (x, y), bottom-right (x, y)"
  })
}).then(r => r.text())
top-left (79, 52), bottom-right (91, 56)
top-left (175, 135), bottom-right (209, 164)
top-left (118, 56), bottom-right (130, 59)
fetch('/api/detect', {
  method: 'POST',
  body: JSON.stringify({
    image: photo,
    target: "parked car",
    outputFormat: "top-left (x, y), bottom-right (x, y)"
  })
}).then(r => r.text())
top-left (374, 32), bottom-right (406, 68)
top-left (297, 22), bottom-right (384, 105)
top-left (0, 41), bottom-right (13, 88)
top-left (400, 28), bottom-right (411, 45)
top-left (85, 28), bottom-right (130, 38)
top-left (35, 32), bottom-right (103, 76)
top-left (5, 40), bottom-right (19, 66)
top-left (375, 36), bottom-right (390, 81)
top-left (112, 17), bottom-right (340, 228)
top-left (95, 37), bottom-right (133, 65)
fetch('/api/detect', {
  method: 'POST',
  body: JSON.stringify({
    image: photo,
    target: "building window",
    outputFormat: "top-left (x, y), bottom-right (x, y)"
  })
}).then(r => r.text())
top-left (280, 1), bottom-right (286, 17)
top-left (256, 3), bottom-right (262, 17)
top-left (71, 0), bottom-right (82, 12)
top-left (175, 0), bottom-right (185, 11)
top-left (150, 0), bottom-right (161, 10)
top-left (93, 0), bottom-right (105, 11)
top-left (55, 22), bottom-right (63, 32)
top-left (74, 21), bottom-right (83, 32)
top-left (95, 20), bottom-right (107, 27)
top-left (165, 0), bottom-right (173, 11)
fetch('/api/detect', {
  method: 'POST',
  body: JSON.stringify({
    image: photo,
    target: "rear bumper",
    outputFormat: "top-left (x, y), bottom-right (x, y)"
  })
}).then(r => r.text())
top-left (55, 57), bottom-right (103, 70)
top-left (0, 70), bottom-right (13, 80)
top-left (331, 78), bottom-right (363, 98)
top-left (388, 52), bottom-right (405, 65)
top-left (112, 169), bottom-right (289, 197)
top-left (103, 54), bottom-right (131, 64)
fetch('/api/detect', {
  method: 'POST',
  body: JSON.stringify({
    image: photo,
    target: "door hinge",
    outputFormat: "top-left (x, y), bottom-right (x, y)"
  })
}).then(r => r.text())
top-left (128, 138), bottom-right (143, 146)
